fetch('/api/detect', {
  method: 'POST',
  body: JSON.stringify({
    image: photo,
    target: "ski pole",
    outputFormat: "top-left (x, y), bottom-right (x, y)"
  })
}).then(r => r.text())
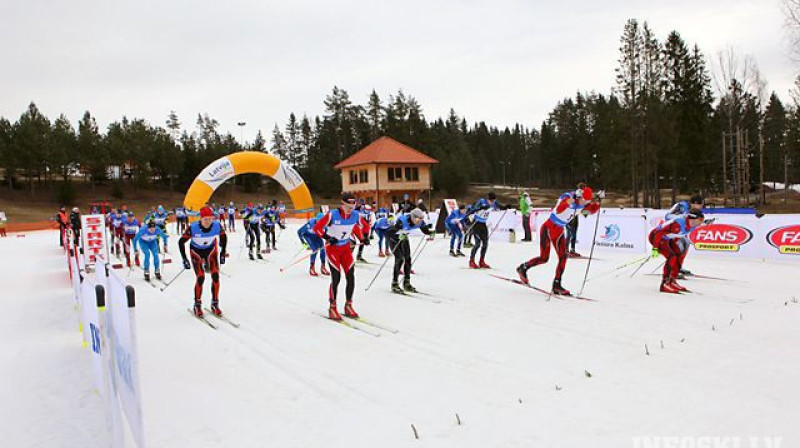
top-left (279, 248), bottom-right (321, 272)
top-left (410, 236), bottom-right (431, 268)
top-left (589, 254), bottom-right (649, 281)
top-left (577, 201), bottom-right (602, 298)
top-left (648, 260), bottom-right (665, 275)
top-left (159, 268), bottom-right (187, 291)
top-left (365, 237), bottom-right (404, 292)
top-left (487, 208), bottom-right (510, 240)
top-left (629, 254), bottom-right (652, 278)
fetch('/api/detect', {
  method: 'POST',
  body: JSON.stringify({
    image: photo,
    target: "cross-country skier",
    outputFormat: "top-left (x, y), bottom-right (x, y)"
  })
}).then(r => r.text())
top-left (110, 208), bottom-right (125, 256)
top-left (247, 204), bottom-right (266, 259)
top-left (386, 208), bottom-right (432, 293)
top-left (122, 211), bottom-right (141, 268)
top-left (133, 220), bottom-right (168, 282)
top-left (566, 182), bottom-right (587, 257)
top-left (446, 204), bottom-right (467, 257)
top-left (312, 193), bottom-right (370, 320)
top-left (179, 206), bottom-right (227, 317)
top-left (174, 206), bottom-right (188, 233)
top-left (648, 211), bottom-right (704, 293)
top-left (226, 201), bottom-right (237, 232)
top-left (147, 205), bottom-right (170, 253)
top-left (516, 186), bottom-right (602, 295)
top-left (297, 213), bottom-right (329, 276)
top-left (353, 202), bottom-right (371, 262)
top-left (664, 195), bottom-right (704, 277)
top-left (372, 212), bottom-right (393, 257)
top-left (462, 192), bottom-right (513, 269)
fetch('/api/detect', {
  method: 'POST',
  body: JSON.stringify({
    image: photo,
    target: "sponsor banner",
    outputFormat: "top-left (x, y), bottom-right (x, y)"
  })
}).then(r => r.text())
top-left (272, 161), bottom-right (304, 192)
top-left (686, 215), bottom-right (762, 259)
top-left (443, 199), bottom-right (458, 216)
top-left (576, 211), bottom-right (648, 253)
top-left (197, 156), bottom-right (235, 189)
top-left (759, 215), bottom-right (800, 259)
top-left (81, 214), bottom-right (108, 268)
top-left (107, 270), bottom-right (145, 447)
top-left (689, 223), bottom-right (753, 252)
top-left (528, 208), bottom-right (551, 242)
top-left (488, 209), bottom-right (523, 241)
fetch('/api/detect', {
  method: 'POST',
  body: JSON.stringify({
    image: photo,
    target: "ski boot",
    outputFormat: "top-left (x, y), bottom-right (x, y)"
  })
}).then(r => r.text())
top-left (328, 302), bottom-right (342, 321)
top-left (479, 259), bottom-right (491, 269)
top-left (210, 301), bottom-right (222, 316)
top-left (456, 250), bottom-right (466, 257)
top-left (257, 252), bottom-right (264, 260)
top-left (403, 279), bottom-right (417, 293)
top-left (143, 271), bottom-right (151, 282)
top-left (669, 278), bottom-right (688, 292)
top-left (660, 281), bottom-right (680, 294)
top-left (551, 279), bottom-right (571, 296)
top-left (449, 249), bottom-right (458, 257)
top-left (469, 259), bottom-right (479, 269)
top-left (249, 251), bottom-right (255, 260)
top-left (155, 270), bottom-right (162, 280)
top-left (378, 249), bottom-right (385, 258)
top-left (309, 266), bottom-right (318, 276)
top-left (391, 282), bottom-right (405, 294)
top-left (193, 302), bottom-right (204, 317)
top-left (357, 255), bottom-right (367, 263)
top-left (679, 268), bottom-right (693, 276)
top-left (516, 264), bottom-right (529, 284)
top-left (343, 301), bottom-right (359, 318)
top-left (321, 265), bottom-right (330, 276)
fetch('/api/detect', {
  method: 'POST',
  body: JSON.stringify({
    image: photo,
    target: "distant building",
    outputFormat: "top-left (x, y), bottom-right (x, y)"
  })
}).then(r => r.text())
top-left (335, 136), bottom-right (439, 207)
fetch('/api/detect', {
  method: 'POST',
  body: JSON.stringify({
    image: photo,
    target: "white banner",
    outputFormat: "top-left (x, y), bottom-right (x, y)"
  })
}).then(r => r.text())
top-left (487, 209), bottom-right (523, 241)
top-left (107, 270), bottom-right (145, 448)
top-left (576, 211), bottom-right (648, 254)
top-left (754, 214), bottom-right (800, 260)
top-left (81, 214), bottom-right (108, 269)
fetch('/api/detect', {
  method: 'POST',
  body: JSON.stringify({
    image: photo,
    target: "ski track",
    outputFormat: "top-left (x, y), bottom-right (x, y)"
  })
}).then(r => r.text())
top-left (2, 225), bottom-right (799, 447)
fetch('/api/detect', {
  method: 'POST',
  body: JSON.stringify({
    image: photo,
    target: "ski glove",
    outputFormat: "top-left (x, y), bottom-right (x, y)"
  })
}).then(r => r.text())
top-left (220, 251), bottom-right (227, 264)
top-left (183, 259), bottom-right (191, 270)
top-left (651, 247), bottom-right (659, 258)
top-left (596, 189), bottom-right (606, 199)
top-left (324, 235), bottom-right (339, 245)
top-left (363, 237), bottom-right (370, 246)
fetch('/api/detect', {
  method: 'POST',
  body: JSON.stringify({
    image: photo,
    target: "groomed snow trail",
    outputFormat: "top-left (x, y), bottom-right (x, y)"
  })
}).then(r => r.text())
top-left (2, 226), bottom-right (799, 447)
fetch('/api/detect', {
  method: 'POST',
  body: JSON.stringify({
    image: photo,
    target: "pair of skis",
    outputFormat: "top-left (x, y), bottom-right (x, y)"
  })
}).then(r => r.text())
top-left (489, 274), bottom-right (597, 302)
top-left (187, 308), bottom-right (241, 329)
top-left (313, 312), bottom-right (398, 337)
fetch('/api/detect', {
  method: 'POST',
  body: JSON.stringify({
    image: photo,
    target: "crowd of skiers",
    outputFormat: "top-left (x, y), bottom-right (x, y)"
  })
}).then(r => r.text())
top-left (54, 184), bottom-right (710, 323)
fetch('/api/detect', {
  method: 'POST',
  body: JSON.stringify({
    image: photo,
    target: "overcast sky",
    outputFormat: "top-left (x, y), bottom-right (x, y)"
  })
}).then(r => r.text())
top-left (0, 0), bottom-right (796, 142)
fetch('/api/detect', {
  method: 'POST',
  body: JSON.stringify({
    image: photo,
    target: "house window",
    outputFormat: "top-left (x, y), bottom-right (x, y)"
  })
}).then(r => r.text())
top-left (388, 167), bottom-right (402, 182)
top-left (405, 167), bottom-right (419, 181)
top-left (359, 169), bottom-right (368, 183)
top-left (349, 170), bottom-right (357, 184)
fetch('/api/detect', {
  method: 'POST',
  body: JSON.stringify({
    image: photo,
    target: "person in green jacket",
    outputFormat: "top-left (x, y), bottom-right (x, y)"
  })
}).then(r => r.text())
top-left (519, 191), bottom-right (532, 241)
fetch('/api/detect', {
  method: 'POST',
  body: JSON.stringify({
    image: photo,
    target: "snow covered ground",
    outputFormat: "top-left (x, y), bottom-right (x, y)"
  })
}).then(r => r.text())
top-left (2, 224), bottom-right (799, 448)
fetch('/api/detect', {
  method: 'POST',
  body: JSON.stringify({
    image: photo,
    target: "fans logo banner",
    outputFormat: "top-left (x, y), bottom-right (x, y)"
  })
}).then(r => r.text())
top-left (766, 225), bottom-right (800, 255)
top-left (689, 224), bottom-right (753, 252)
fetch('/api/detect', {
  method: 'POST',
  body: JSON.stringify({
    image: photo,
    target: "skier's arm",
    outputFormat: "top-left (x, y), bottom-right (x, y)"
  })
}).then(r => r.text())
top-left (582, 201), bottom-right (601, 215)
top-left (312, 212), bottom-right (332, 240)
top-left (218, 228), bottom-right (227, 256)
top-left (133, 227), bottom-right (143, 252)
top-left (178, 227), bottom-right (191, 262)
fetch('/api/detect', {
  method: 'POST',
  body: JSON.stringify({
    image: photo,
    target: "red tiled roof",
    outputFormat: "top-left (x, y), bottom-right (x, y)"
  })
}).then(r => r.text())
top-left (334, 136), bottom-right (439, 169)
